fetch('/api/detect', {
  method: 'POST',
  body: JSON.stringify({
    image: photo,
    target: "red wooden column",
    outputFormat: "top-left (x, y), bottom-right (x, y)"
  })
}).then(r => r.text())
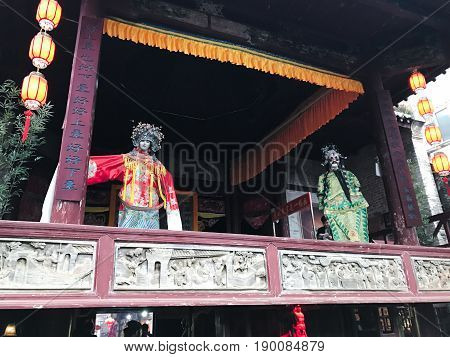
top-left (51, 0), bottom-right (103, 224)
top-left (366, 73), bottom-right (420, 246)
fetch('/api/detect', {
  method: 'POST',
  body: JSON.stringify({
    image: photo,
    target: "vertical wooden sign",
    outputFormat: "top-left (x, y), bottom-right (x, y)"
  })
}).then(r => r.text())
top-left (54, 16), bottom-right (103, 202)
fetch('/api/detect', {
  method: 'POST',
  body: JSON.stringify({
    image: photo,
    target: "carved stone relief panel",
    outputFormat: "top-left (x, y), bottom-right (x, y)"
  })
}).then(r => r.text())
top-left (412, 257), bottom-right (450, 291)
top-left (280, 250), bottom-right (408, 291)
top-left (114, 243), bottom-right (267, 291)
top-left (0, 238), bottom-right (95, 291)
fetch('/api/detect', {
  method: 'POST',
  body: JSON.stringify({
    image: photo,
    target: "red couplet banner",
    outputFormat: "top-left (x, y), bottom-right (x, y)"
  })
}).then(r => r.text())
top-left (272, 192), bottom-right (316, 239)
top-left (272, 193), bottom-right (311, 222)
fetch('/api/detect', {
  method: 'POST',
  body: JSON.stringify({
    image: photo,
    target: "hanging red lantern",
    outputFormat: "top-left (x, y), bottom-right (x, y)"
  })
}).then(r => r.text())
top-left (409, 71), bottom-right (426, 93)
top-left (424, 124), bottom-right (442, 145)
top-left (417, 97), bottom-right (434, 120)
top-left (36, 0), bottom-right (62, 31)
top-left (431, 152), bottom-right (450, 177)
top-left (21, 71), bottom-right (48, 110)
top-left (29, 32), bottom-right (56, 69)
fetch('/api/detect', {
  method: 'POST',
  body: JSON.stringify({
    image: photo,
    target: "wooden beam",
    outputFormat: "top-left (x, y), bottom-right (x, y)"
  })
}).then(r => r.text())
top-left (51, 0), bottom-right (103, 224)
top-left (104, 0), bottom-right (358, 73)
top-left (380, 40), bottom-right (448, 76)
top-left (355, 0), bottom-right (450, 37)
top-left (366, 72), bottom-right (420, 245)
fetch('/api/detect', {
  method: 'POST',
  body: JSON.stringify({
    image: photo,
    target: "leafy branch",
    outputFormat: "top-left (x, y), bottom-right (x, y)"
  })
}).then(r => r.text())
top-left (0, 80), bottom-right (53, 218)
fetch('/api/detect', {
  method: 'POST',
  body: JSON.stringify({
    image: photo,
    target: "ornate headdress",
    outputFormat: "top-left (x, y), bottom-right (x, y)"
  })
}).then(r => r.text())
top-left (321, 144), bottom-right (346, 166)
top-left (131, 122), bottom-right (165, 151)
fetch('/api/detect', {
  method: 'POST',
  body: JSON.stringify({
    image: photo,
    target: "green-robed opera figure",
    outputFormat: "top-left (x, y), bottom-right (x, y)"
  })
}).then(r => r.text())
top-left (317, 145), bottom-right (369, 243)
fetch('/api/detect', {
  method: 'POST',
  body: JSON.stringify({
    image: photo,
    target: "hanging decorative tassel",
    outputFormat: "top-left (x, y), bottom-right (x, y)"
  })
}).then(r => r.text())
top-left (21, 110), bottom-right (33, 143)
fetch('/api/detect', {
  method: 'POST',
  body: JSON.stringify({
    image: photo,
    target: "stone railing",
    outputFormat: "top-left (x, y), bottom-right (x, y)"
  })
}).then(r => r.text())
top-left (0, 220), bottom-right (449, 309)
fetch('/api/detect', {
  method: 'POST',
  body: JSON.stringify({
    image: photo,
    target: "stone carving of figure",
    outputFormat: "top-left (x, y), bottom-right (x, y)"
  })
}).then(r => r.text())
top-left (317, 144), bottom-right (369, 243)
top-left (87, 123), bottom-right (182, 230)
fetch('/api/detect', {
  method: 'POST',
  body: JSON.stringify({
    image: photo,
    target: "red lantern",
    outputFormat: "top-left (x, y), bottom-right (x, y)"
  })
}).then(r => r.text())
top-left (36, 0), bottom-right (62, 31)
top-left (432, 152), bottom-right (450, 177)
top-left (417, 97), bottom-right (434, 120)
top-left (29, 32), bottom-right (56, 69)
top-left (424, 124), bottom-right (442, 145)
top-left (21, 71), bottom-right (48, 110)
top-left (409, 71), bottom-right (426, 93)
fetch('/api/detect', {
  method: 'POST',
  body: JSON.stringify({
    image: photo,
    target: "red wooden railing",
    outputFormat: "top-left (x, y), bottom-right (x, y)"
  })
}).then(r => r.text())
top-left (0, 220), bottom-right (448, 309)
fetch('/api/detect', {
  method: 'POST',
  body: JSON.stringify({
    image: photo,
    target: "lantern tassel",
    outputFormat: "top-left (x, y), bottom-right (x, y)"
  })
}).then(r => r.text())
top-left (22, 110), bottom-right (33, 143)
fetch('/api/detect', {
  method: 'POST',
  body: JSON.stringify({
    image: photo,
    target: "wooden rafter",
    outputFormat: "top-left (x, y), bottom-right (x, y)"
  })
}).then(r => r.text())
top-left (355, 0), bottom-right (450, 37)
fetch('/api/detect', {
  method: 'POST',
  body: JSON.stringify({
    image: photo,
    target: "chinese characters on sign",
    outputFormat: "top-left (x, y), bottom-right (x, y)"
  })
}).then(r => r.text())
top-left (272, 193), bottom-right (311, 222)
top-left (55, 17), bottom-right (103, 201)
top-left (272, 193), bottom-right (315, 239)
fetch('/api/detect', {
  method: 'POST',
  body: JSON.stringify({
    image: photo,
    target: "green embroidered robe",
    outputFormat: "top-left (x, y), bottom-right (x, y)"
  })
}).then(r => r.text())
top-left (317, 170), bottom-right (369, 243)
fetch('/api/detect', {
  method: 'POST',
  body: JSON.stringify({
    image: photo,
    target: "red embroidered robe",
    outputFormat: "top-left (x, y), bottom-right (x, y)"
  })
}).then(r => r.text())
top-left (87, 150), bottom-right (181, 230)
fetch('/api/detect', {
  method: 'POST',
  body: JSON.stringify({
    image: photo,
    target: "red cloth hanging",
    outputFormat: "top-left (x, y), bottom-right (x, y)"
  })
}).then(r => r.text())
top-left (21, 110), bottom-right (33, 143)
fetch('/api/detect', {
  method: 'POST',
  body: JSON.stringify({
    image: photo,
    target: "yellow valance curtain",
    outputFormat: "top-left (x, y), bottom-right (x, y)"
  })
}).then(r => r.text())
top-left (103, 18), bottom-right (364, 94)
top-left (103, 17), bottom-right (364, 185)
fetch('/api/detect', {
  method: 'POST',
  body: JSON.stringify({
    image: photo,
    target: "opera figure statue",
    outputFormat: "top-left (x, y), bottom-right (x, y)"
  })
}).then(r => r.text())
top-left (87, 123), bottom-right (182, 230)
top-left (317, 145), bottom-right (369, 242)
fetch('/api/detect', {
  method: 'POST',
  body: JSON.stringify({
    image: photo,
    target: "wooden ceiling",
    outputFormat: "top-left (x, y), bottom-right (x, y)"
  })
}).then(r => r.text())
top-left (1, 0), bottom-right (449, 162)
top-left (103, 0), bottom-right (450, 79)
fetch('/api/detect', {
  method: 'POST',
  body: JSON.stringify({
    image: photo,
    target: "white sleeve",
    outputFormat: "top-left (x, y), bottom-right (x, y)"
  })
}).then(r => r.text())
top-left (167, 207), bottom-right (183, 231)
top-left (40, 165), bottom-right (58, 223)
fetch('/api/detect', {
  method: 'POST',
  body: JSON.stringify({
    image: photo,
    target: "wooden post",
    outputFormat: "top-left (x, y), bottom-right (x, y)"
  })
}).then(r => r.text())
top-left (274, 191), bottom-right (290, 237)
top-left (366, 73), bottom-right (420, 245)
top-left (51, 0), bottom-right (103, 224)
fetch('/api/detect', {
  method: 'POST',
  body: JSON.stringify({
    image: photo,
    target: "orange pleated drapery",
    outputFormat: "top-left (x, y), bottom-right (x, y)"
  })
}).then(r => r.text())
top-left (230, 89), bottom-right (360, 185)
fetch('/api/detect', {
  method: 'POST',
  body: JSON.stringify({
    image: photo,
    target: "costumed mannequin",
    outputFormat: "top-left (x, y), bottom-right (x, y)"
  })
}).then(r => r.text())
top-left (317, 145), bottom-right (369, 242)
top-left (87, 123), bottom-right (182, 230)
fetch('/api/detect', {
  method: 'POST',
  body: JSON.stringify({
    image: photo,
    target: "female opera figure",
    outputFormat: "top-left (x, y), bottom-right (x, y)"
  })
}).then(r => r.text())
top-left (87, 123), bottom-right (182, 230)
top-left (317, 145), bottom-right (369, 242)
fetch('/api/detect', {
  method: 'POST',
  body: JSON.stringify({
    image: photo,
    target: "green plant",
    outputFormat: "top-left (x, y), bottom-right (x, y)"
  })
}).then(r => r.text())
top-left (0, 80), bottom-right (53, 218)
